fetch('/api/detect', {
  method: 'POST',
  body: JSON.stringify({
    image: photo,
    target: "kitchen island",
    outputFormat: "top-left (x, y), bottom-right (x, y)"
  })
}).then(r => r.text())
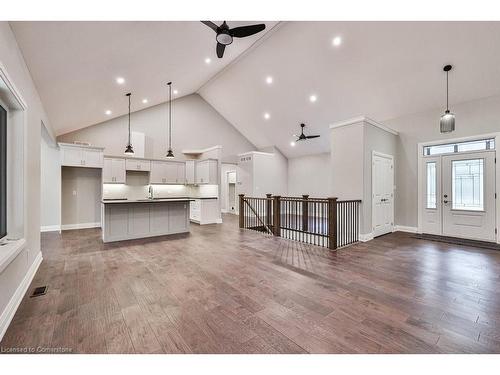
top-left (101, 198), bottom-right (194, 243)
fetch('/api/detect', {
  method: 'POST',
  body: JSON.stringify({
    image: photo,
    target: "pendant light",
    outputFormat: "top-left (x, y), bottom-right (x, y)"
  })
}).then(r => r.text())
top-left (166, 82), bottom-right (174, 158)
top-left (440, 64), bottom-right (455, 133)
top-left (124, 92), bottom-right (134, 154)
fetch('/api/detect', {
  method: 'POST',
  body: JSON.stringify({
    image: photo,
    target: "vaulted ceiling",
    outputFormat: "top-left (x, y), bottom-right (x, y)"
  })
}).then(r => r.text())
top-left (11, 21), bottom-right (500, 158)
top-left (10, 21), bottom-right (279, 135)
top-left (199, 21), bottom-right (500, 157)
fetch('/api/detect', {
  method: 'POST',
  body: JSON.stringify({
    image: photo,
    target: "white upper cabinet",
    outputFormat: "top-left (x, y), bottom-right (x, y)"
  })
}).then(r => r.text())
top-left (195, 159), bottom-right (218, 184)
top-left (165, 163), bottom-right (179, 183)
top-left (103, 158), bottom-right (126, 183)
top-left (150, 161), bottom-right (168, 184)
top-left (125, 159), bottom-right (151, 171)
top-left (151, 161), bottom-right (186, 184)
top-left (59, 143), bottom-right (104, 168)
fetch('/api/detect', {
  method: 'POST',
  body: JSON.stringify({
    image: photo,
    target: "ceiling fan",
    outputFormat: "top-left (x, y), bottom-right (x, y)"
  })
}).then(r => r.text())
top-left (294, 123), bottom-right (320, 142)
top-left (201, 21), bottom-right (266, 58)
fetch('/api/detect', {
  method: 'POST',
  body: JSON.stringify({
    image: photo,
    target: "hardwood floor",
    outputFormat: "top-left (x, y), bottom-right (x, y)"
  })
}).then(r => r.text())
top-left (2, 214), bottom-right (500, 353)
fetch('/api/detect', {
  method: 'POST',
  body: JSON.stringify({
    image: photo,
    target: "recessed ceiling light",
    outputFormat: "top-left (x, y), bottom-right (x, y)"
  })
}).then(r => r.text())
top-left (309, 95), bottom-right (317, 103)
top-left (332, 36), bottom-right (342, 47)
top-left (205, 57), bottom-right (211, 64)
top-left (265, 76), bottom-right (273, 84)
top-left (116, 77), bottom-right (125, 85)
top-left (264, 112), bottom-right (270, 120)
top-left (173, 89), bottom-right (178, 95)
top-left (290, 141), bottom-right (296, 147)
top-left (105, 110), bottom-right (112, 115)
top-left (142, 99), bottom-right (148, 104)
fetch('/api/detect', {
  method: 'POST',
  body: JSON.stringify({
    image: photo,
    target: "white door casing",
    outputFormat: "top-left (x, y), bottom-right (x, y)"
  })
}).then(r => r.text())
top-left (372, 152), bottom-right (394, 237)
top-left (418, 135), bottom-right (498, 243)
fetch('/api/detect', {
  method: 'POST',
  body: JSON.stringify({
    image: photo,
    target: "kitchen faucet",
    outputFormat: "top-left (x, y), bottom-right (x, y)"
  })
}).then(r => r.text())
top-left (148, 185), bottom-right (154, 199)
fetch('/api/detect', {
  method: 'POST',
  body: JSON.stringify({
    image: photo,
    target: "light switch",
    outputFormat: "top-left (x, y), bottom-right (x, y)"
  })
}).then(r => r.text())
top-left (72, 190), bottom-right (77, 196)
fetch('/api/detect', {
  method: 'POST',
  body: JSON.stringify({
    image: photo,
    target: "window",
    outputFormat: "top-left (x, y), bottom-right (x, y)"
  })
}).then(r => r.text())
top-left (423, 138), bottom-right (495, 156)
top-left (426, 162), bottom-right (437, 209)
top-left (452, 159), bottom-right (484, 211)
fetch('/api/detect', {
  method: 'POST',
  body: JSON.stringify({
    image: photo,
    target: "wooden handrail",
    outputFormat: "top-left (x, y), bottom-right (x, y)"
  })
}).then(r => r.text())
top-left (239, 194), bottom-right (361, 250)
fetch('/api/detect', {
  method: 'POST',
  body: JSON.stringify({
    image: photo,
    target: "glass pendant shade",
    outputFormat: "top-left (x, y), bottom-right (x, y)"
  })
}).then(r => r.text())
top-left (124, 144), bottom-right (134, 154)
top-left (166, 148), bottom-right (174, 158)
top-left (440, 64), bottom-right (455, 133)
top-left (440, 110), bottom-right (455, 133)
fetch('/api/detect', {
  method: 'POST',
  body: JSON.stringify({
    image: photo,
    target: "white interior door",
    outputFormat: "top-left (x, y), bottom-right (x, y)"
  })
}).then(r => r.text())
top-left (372, 153), bottom-right (394, 237)
top-left (442, 151), bottom-right (496, 241)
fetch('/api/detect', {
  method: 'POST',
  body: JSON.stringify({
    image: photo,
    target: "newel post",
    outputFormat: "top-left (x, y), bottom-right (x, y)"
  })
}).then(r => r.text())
top-left (302, 194), bottom-right (309, 232)
top-left (273, 195), bottom-right (281, 237)
top-left (239, 194), bottom-right (245, 229)
top-left (328, 197), bottom-right (338, 250)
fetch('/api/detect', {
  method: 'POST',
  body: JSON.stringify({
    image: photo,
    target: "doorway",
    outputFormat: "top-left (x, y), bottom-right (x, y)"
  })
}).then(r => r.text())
top-left (226, 170), bottom-right (237, 214)
top-left (372, 152), bottom-right (394, 237)
top-left (420, 138), bottom-right (497, 242)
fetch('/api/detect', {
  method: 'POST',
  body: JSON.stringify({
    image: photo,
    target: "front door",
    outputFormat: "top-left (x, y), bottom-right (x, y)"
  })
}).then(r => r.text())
top-left (442, 151), bottom-right (496, 241)
top-left (372, 153), bottom-right (394, 237)
top-left (422, 150), bottom-right (496, 242)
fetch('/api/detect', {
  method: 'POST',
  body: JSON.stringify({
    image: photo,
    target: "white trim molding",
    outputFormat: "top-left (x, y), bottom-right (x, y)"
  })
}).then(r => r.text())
top-left (359, 232), bottom-right (374, 242)
top-left (329, 116), bottom-right (399, 136)
top-left (61, 222), bottom-right (100, 230)
top-left (394, 225), bottom-right (418, 233)
top-left (182, 145), bottom-right (222, 155)
top-left (0, 251), bottom-right (42, 342)
top-left (40, 225), bottom-right (61, 233)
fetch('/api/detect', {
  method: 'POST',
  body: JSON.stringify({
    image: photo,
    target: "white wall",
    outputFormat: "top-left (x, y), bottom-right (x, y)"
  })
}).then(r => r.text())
top-left (385, 94), bottom-right (500, 228)
top-left (58, 93), bottom-right (256, 162)
top-left (61, 167), bottom-right (102, 229)
top-left (0, 21), bottom-right (54, 340)
top-left (40, 124), bottom-right (60, 231)
top-left (331, 123), bottom-right (364, 200)
top-left (287, 153), bottom-right (331, 198)
top-left (330, 120), bottom-right (397, 236)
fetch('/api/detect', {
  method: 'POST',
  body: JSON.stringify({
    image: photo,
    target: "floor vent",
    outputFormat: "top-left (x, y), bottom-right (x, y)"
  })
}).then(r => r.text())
top-left (30, 286), bottom-right (48, 298)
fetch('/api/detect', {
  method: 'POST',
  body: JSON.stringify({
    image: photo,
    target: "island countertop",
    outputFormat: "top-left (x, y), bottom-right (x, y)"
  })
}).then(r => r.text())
top-left (101, 198), bottom-right (196, 204)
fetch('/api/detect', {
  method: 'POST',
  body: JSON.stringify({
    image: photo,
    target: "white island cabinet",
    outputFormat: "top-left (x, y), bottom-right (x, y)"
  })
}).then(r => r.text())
top-left (101, 199), bottom-right (192, 243)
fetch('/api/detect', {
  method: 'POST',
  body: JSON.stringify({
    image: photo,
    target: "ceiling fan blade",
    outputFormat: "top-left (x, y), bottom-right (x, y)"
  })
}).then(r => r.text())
top-left (230, 24), bottom-right (266, 38)
top-left (201, 21), bottom-right (219, 32)
top-left (216, 42), bottom-right (226, 58)
top-left (305, 135), bottom-right (321, 139)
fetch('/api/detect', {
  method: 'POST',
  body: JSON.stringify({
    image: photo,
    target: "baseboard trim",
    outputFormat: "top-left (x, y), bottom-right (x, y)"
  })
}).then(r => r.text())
top-left (61, 222), bottom-right (100, 230)
top-left (359, 232), bottom-right (374, 242)
top-left (0, 250), bottom-right (42, 342)
top-left (394, 225), bottom-right (418, 233)
top-left (40, 225), bottom-right (61, 232)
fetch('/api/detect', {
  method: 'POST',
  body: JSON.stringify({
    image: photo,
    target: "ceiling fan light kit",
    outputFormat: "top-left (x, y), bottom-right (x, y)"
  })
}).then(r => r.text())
top-left (201, 21), bottom-right (266, 58)
top-left (294, 123), bottom-right (320, 143)
top-left (440, 64), bottom-right (455, 133)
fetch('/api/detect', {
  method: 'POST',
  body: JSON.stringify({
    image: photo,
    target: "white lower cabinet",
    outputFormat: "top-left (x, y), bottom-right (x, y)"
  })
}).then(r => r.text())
top-left (128, 204), bottom-right (150, 237)
top-left (189, 199), bottom-right (220, 225)
top-left (102, 201), bottom-right (190, 242)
